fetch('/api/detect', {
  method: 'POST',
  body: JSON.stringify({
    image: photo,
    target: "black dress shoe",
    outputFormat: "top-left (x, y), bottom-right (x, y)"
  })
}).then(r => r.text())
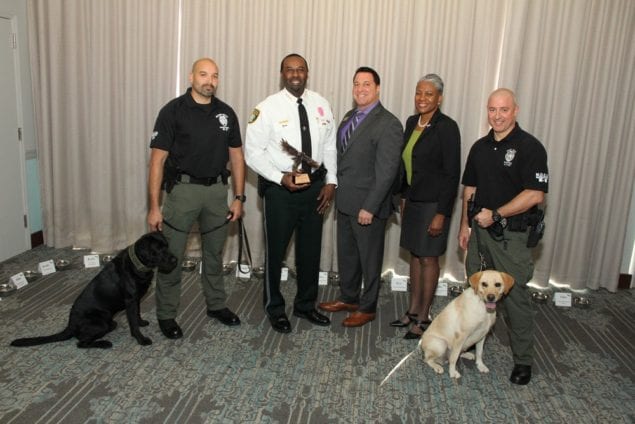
top-left (403, 320), bottom-right (431, 340)
top-left (293, 309), bottom-right (331, 326)
top-left (510, 364), bottom-right (532, 385)
top-left (207, 307), bottom-right (241, 326)
top-left (390, 312), bottom-right (416, 328)
top-left (269, 315), bottom-right (292, 334)
top-left (403, 330), bottom-right (422, 340)
top-left (158, 319), bottom-right (183, 339)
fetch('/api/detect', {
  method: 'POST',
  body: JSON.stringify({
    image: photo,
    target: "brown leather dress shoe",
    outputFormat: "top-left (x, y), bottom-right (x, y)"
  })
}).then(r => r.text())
top-left (342, 311), bottom-right (376, 327)
top-left (318, 300), bottom-right (359, 313)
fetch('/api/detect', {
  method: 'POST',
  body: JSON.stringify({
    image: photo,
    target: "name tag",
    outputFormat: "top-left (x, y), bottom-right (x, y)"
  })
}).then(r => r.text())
top-left (11, 273), bottom-right (29, 289)
top-left (391, 275), bottom-right (408, 292)
top-left (281, 267), bottom-right (289, 281)
top-left (318, 271), bottom-right (329, 286)
top-left (435, 281), bottom-right (448, 297)
top-left (38, 260), bottom-right (56, 275)
top-left (83, 254), bottom-right (101, 268)
top-left (236, 264), bottom-right (251, 279)
top-left (553, 292), bottom-right (572, 307)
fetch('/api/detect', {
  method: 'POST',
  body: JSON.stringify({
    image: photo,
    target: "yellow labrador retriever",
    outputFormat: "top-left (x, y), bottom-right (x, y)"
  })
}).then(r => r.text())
top-left (420, 270), bottom-right (514, 379)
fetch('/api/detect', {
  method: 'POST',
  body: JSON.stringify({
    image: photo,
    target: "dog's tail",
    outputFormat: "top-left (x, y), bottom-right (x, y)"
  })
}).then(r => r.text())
top-left (10, 328), bottom-right (73, 347)
top-left (379, 349), bottom-right (417, 387)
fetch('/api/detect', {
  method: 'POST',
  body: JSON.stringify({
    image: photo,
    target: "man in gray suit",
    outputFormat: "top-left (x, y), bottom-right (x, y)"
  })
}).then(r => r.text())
top-left (319, 67), bottom-right (403, 327)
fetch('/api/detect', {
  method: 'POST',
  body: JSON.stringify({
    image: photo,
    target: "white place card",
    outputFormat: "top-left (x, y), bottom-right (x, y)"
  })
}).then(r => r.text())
top-left (435, 281), bottom-right (448, 297)
top-left (318, 271), bottom-right (329, 286)
top-left (38, 260), bottom-right (56, 276)
top-left (554, 292), bottom-right (572, 307)
top-left (11, 273), bottom-right (29, 289)
top-left (281, 267), bottom-right (289, 281)
top-left (236, 264), bottom-right (251, 279)
top-left (391, 275), bottom-right (408, 292)
top-left (83, 254), bottom-right (101, 268)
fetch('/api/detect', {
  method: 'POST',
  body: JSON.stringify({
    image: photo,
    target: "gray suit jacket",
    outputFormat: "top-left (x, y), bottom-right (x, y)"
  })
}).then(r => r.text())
top-left (335, 102), bottom-right (403, 219)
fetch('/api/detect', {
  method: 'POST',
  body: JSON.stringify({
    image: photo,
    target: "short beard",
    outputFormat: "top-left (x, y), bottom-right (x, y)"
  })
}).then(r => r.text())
top-left (195, 85), bottom-right (215, 98)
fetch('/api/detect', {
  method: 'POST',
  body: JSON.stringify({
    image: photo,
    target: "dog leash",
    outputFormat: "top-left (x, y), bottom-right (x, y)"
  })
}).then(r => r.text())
top-left (236, 218), bottom-right (253, 273)
top-left (473, 220), bottom-right (489, 272)
top-left (162, 215), bottom-right (252, 274)
top-left (162, 216), bottom-right (230, 235)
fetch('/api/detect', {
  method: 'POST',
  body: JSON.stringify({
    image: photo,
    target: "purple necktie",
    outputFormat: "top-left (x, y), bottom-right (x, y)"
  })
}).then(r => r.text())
top-left (341, 111), bottom-right (361, 152)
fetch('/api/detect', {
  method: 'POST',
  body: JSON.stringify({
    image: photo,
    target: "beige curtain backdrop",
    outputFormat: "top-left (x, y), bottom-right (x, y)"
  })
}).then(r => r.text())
top-left (27, 0), bottom-right (179, 251)
top-left (28, 0), bottom-right (634, 291)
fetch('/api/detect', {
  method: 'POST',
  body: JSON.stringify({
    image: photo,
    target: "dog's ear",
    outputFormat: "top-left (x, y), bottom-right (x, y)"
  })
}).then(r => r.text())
top-left (500, 272), bottom-right (515, 294)
top-left (468, 272), bottom-right (483, 291)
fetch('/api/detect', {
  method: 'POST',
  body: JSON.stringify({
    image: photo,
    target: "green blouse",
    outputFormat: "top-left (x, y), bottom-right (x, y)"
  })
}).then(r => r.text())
top-left (402, 128), bottom-right (422, 185)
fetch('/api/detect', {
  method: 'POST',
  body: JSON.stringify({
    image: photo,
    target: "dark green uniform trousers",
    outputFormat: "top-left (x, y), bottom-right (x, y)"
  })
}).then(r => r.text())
top-left (156, 182), bottom-right (229, 320)
top-left (466, 225), bottom-right (535, 365)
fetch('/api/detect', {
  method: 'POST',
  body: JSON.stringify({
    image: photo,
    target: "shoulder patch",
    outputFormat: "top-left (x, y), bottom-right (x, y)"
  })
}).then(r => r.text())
top-left (248, 108), bottom-right (260, 124)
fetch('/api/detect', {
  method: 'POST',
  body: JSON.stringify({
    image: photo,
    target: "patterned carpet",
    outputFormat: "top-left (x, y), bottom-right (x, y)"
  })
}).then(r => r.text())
top-left (0, 246), bottom-right (633, 423)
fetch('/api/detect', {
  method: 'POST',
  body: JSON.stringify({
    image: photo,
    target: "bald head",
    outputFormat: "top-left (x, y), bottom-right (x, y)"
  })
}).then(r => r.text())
top-left (487, 88), bottom-right (519, 140)
top-left (189, 58), bottom-right (219, 104)
top-left (489, 88), bottom-right (518, 107)
top-left (192, 58), bottom-right (218, 73)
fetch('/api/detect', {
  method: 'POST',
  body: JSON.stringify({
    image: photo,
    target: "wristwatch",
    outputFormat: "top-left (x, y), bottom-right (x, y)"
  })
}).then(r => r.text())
top-left (235, 194), bottom-right (246, 202)
top-left (492, 209), bottom-right (507, 227)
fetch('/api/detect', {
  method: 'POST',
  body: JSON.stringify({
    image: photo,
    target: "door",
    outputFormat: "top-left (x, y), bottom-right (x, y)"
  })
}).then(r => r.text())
top-left (0, 16), bottom-right (29, 261)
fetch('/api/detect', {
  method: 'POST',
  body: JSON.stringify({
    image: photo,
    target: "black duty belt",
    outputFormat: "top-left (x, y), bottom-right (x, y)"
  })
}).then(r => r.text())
top-left (176, 173), bottom-right (219, 186)
top-left (506, 214), bottom-right (531, 232)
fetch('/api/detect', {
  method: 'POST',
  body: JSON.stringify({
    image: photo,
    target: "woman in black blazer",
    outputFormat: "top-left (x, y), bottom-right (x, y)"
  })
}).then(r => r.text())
top-left (391, 74), bottom-right (461, 339)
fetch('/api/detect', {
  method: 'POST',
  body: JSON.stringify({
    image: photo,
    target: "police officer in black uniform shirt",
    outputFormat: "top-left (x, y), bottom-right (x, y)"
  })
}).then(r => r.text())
top-left (459, 88), bottom-right (548, 385)
top-left (147, 58), bottom-right (246, 339)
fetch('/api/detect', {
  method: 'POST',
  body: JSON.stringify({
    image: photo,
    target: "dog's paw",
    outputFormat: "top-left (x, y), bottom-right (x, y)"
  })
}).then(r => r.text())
top-left (427, 361), bottom-right (444, 375)
top-left (476, 362), bottom-right (490, 373)
top-left (78, 340), bottom-right (113, 349)
top-left (449, 369), bottom-right (462, 379)
top-left (139, 319), bottom-right (150, 327)
top-left (460, 352), bottom-right (475, 361)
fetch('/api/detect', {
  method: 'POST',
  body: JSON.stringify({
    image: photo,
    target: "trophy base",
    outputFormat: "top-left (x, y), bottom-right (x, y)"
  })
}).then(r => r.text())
top-left (293, 173), bottom-right (311, 185)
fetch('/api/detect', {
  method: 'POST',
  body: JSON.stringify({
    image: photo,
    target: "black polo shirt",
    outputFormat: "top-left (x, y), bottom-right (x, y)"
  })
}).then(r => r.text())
top-left (150, 88), bottom-right (242, 178)
top-left (461, 123), bottom-right (548, 209)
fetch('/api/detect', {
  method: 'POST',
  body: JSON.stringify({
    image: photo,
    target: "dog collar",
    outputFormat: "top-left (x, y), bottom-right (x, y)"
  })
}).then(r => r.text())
top-left (127, 244), bottom-right (152, 273)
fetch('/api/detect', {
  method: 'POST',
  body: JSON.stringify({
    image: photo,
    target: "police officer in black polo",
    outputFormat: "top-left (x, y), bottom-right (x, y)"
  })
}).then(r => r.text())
top-left (459, 88), bottom-right (548, 385)
top-left (147, 58), bottom-right (246, 339)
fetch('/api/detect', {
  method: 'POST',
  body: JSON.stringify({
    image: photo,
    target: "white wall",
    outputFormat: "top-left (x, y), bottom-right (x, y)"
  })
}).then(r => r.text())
top-left (0, 0), bottom-right (35, 154)
top-left (1, 0), bottom-right (39, 233)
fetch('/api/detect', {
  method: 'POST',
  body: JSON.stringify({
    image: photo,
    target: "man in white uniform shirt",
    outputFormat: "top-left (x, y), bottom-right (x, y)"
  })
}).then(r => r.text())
top-left (244, 53), bottom-right (337, 333)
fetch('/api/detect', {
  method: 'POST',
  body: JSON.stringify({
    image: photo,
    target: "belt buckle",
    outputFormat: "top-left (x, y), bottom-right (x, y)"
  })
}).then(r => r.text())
top-left (180, 174), bottom-right (191, 183)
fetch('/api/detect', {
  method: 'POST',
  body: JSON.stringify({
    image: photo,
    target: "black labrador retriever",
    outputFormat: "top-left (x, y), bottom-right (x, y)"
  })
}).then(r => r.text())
top-left (11, 231), bottom-right (177, 349)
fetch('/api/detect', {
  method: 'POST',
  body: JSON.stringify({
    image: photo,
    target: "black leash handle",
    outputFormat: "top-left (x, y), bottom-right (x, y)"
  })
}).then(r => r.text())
top-left (237, 218), bottom-right (252, 273)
